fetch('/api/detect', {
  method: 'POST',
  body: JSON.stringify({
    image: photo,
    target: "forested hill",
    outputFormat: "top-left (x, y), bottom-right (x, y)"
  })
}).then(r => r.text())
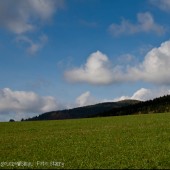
top-left (91, 95), bottom-right (170, 118)
top-left (24, 99), bottom-right (139, 121)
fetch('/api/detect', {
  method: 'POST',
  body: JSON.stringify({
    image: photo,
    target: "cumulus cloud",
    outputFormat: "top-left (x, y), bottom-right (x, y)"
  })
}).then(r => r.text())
top-left (128, 40), bottom-right (170, 84)
top-left (112, 88), bottom-right (153, 101)
top-left (65, 40), bottom-right (170, 85)
top-left (76, 87), bottom-right (170, 108)
top-left (76, 91), bottom-right (98, 107)
top-left (63, 51), bottom-right (114, 85)
top-left (64, 51), bottom-right (125, 85)
top-left (113, 87), bottom-right (170, 102)
top-left (109, 12), bottom-right (165, 36)
top-left (150, 0), bottom-right (170, 12)
top-left (0, 88), bottom-right (60, 120)
top-left (0, 0), bottom-right (64, 34)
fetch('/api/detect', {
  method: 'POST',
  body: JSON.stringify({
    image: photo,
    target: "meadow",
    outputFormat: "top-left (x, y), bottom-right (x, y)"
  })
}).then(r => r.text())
top-left (0, 113), bottom-right (170, 169)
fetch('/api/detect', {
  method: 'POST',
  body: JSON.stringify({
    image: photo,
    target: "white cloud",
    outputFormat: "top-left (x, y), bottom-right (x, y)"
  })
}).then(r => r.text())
top-left (76, 91), bottom-right (98, 107)
top-left (16, 34), bottom-right (48, 54)
top-left (75, 87), bottom-right (170, 108)
top-left (0, 0), bottom-right (64, 34)
top-left (113, 87), bottom-right (170, 102)
top-left (109, 12), bottom-right (165, 36)
top-left (0, 0), bottom-right (64, 54)
top-left (65, 40), bottom-right (170, 85)
top-left (150, 0), bottom-right (170, 12)
top-left (0, 88), bottom-right (60, 121)
top-left (65, 51), bottom-right (116, 85)
top-left (128, 40), bottom-right (170, 84)
top-left (130, 88), bottom-right (153, 101)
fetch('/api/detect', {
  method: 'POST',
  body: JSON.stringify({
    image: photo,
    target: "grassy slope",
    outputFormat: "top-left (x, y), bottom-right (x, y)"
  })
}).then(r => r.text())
top-left (0, 113), bottom-right (170, 169)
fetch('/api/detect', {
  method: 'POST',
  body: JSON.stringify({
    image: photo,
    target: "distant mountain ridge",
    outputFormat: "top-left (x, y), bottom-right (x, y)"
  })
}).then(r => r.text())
top-left (24, 99), bottom-right (140, 121)
top-left (24, 95), bottom-right (170, 121)
top-left (91, 95), bottom-right (170, 118)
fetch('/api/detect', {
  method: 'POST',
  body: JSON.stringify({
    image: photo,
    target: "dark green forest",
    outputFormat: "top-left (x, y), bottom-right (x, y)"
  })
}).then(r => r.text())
top-left (92, 95), bottom-right (170, 117)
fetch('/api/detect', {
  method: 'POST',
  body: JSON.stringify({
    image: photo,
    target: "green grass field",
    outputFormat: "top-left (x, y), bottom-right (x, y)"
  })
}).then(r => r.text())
top-left (0, 113), bottom-right (170, 169)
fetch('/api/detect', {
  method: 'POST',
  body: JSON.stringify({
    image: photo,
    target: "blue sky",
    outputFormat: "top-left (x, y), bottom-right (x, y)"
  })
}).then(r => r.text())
top-left (1, 0), bottom-right (170, 121)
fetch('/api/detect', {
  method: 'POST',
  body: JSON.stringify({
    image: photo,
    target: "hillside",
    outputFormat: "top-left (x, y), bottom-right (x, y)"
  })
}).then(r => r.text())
top-left (24, 99), bottom-right (139, 121)
top-left (91, 95), bottom-right (170, 118)
top-left (24, 95), bottom-right (170, 121)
